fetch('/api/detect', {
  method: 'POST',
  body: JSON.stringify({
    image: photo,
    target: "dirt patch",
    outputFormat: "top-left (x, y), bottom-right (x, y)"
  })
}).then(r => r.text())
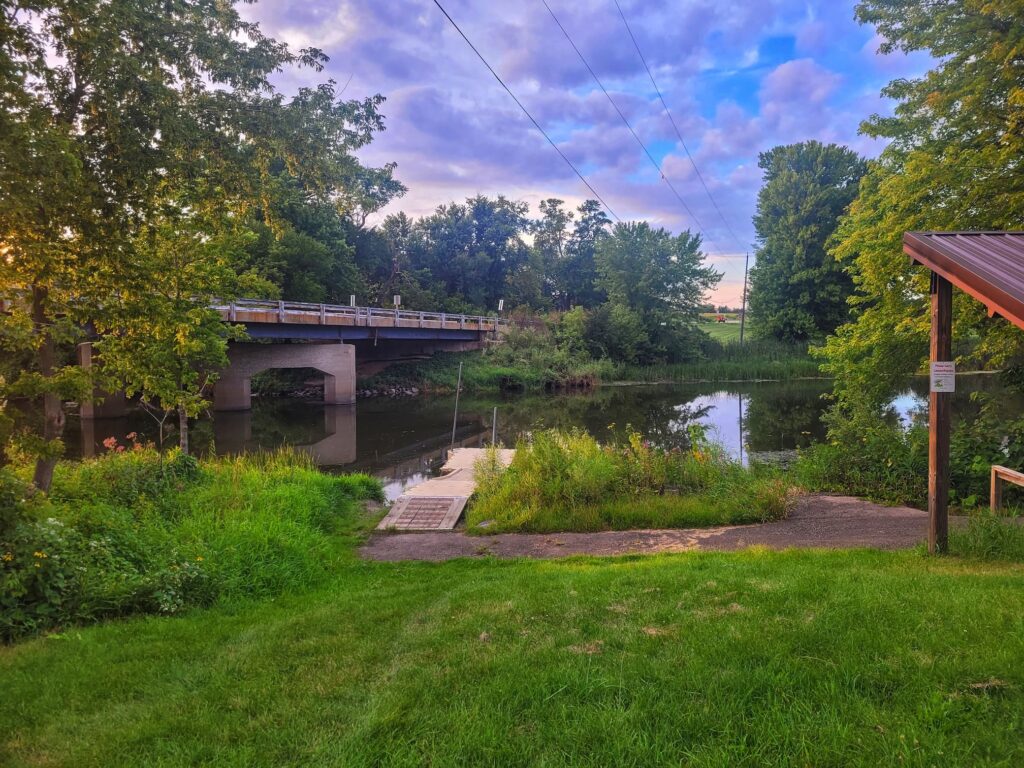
top-left (360, 494), bottom-right (958, 562)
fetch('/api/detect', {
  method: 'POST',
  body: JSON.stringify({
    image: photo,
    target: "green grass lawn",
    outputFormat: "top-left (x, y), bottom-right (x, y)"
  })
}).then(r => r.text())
top-left (702, 321), bottom-right (743, 343)
top-left (3, 546), bottom-right (1024, 766)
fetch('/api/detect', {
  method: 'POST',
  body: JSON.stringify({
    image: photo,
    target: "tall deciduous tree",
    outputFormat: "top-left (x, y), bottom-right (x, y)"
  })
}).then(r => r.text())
top-left (822, 0), bottom-right (1024, 405)
top-left (595, 222), bottom-right (720, 362)
top-left (748, 141), bottom-right (866, 342)
top-left (0, 1), bottom-right (401, 487)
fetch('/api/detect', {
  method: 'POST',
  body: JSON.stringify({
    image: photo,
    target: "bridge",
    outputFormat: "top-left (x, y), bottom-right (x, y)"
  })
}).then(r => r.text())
top-left (79, 299), bottom-right (505, 417)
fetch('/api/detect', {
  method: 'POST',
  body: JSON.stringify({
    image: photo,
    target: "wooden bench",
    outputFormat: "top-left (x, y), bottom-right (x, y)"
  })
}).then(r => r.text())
top-left (991, 465), bottom-right (1024, 512)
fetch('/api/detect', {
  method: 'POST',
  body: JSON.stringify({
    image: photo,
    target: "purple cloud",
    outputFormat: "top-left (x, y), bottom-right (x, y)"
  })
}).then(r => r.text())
top-left (240, 0), bottom-right (932, 303)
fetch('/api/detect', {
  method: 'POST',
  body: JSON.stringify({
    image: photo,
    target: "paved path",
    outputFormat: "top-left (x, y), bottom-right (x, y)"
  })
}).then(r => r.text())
top-left (362, 494), bottom-right (956, 561)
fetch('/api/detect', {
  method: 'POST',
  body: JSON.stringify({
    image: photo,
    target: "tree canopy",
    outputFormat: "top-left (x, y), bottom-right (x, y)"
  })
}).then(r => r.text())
top-left (0, 0), bottom-right (402, 485)
top-left (821, 0), bottom-right (1024, 405)
top-left (748, 141), bottom-right (866, 343)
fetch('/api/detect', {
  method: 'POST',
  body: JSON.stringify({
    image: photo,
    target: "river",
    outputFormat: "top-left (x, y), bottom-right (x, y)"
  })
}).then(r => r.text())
top-left (59, 374), bottom-right (1018, 501)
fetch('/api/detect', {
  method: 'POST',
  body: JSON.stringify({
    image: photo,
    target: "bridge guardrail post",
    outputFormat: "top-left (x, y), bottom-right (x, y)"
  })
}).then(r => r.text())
top-left (278, 300), bottom-right (285, 323)
top-left (319, 304), bottom-right (326, 324)
top-left (419, 311), bottom-right (424, 328)
top-left (229, 302), bottom-right (236, 322)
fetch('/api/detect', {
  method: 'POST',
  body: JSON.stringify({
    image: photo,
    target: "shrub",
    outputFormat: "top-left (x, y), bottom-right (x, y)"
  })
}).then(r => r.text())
top-left (0, 448), bottom-right (382, 641)
top-left (795, 395), bottom-right (1024, 510)
top-left (468, 428), bottom-right (794, 533)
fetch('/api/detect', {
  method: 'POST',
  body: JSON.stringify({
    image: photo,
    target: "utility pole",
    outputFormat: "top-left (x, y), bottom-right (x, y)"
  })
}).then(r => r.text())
top-left (739, 251), bottom-right (750, 344)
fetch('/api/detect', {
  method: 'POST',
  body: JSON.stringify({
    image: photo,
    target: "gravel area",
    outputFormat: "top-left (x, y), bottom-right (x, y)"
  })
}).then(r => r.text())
top-left (360, 494), bottom-right (957, 562)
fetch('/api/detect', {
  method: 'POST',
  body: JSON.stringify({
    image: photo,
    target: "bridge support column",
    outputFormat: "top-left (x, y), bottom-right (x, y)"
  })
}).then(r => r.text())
top-left (213, 342), bottom-right (356, 411)
top-left (77, 342), bottom-right (128, 419)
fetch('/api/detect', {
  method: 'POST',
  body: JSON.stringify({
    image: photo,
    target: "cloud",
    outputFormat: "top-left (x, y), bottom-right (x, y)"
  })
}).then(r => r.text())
top-left (239, 0), bottom-right (931, 303)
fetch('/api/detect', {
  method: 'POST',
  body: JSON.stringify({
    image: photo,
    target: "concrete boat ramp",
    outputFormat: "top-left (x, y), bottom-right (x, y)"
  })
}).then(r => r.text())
top-left (376, 448), bottom-right (515, 531)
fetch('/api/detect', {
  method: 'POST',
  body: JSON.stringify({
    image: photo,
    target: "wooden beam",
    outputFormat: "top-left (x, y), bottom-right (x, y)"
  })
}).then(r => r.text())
top-left (928, 272), bottom-right (952, 554)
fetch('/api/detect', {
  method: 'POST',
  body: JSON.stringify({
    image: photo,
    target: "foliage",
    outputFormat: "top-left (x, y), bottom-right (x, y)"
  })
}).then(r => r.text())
top-left (821, 0), bottom-right (1024, 407)
top-left (0, 0), bottom-right (402, 489)
top-left (748, 141), bottom-right (866, 342)
top-left (795, 393), bottom-right (1024, 509)
top-left (0, 447), bottom-right (382, 641)
top-left (794, 405), bottom-right (929, 506)
top-left (468, 428), bottom-right (793, 533)
top-left (595, 222), bottom-right (721, 363)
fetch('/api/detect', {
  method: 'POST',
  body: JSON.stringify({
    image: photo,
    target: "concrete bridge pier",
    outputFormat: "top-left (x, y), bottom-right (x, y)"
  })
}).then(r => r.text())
top-left (77, 342), bottom-right (128, 419)
top-left (213, 342), bottom-right (355, 411)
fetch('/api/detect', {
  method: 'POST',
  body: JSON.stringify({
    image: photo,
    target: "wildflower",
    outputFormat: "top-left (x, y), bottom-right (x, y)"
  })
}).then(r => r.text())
top-left (35, 562), bottom-right (41, 568)
top-left (33, 551), bottom-right (48, 559)
top-left (1, 552), bottom-right (13, 562)
top-left (195, 555), bottom-right (204, 561)
top-left (102, 436), bottom-right (118, 450)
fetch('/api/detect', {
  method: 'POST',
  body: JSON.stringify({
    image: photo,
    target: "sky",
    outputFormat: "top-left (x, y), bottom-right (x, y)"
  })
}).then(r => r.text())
top-left (241, 0), bottom-right (931, 306)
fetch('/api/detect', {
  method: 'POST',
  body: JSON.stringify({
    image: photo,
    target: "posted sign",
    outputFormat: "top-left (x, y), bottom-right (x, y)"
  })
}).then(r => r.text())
top-left (930, 361), bottom-right (955, 393)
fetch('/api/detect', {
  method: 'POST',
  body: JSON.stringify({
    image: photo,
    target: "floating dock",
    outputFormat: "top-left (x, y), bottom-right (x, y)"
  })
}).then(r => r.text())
top-left (376, 447), bottom-right (515, 531)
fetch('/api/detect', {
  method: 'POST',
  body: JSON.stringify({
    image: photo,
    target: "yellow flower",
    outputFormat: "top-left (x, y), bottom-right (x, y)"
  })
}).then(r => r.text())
top-left (33, 551), bottom-right (48, 559)
top-left (195, 555), bottom-right (204, 561)
top-left (34, 562), bottom-right (41, 568)
top-left (1, 552), bottom-right (13, 562)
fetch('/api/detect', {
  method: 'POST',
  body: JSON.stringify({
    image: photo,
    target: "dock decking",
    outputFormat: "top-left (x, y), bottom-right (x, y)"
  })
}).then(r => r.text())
top-left (376, 448), bottom-right (515, 531)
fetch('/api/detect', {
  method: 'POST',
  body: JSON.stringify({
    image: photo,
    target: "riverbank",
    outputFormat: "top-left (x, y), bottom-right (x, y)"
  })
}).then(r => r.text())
top-left (357, 340), bottom-right (820, 396)
top-left (0, 448), bottom-right (383, 641)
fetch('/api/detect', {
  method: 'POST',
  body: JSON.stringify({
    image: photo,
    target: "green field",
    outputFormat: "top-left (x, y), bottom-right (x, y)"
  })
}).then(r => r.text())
top-left (4, 539), bottom-right (1024, 765)
top-left (702, 321), bottom-right (744, 342)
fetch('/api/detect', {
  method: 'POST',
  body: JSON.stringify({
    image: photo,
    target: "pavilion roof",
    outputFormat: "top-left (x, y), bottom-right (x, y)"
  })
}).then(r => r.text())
top-left (904, 231), bottom-right (1024, 331)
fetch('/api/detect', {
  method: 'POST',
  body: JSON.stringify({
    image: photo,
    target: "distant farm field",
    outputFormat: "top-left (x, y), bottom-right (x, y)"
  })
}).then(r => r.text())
top-left (702, 321), bottom-right (743, 342)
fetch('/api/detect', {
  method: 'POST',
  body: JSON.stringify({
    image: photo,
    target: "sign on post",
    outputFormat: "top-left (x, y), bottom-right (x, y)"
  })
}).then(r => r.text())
top-left (498, 299), bottom-right (504, 312)
top-left (393, 294), bottom-right (401, 308)
top-left (930, 361), bottom-right (955, 392)
top-left (349, 294), bottom-right (356, 307)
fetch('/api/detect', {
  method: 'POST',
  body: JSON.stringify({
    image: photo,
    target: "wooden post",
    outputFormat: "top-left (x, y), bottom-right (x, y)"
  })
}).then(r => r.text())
top-left (991, 466), bottom-right (1003, 513)
top-left (928, 272), bottom-right (952, 554)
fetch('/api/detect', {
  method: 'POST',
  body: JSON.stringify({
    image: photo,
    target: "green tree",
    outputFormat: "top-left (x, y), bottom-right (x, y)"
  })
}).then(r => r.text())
top-left (0, 1), bottom-right (401, 489)
top-left (748, 141), bottom-right (866, 342)
top-left (562, 200), bottom-right (611, 309)
top-left (96, 216), bottom-right (269, 453)
top-left (595, 222), bottom-right (720, 362)
top-left (822, 0), bottom-right (1024, 406)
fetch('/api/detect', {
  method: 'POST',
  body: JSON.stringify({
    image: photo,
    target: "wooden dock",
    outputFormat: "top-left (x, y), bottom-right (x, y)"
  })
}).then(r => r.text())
top-left (376, 448), bottom-right (515, 531)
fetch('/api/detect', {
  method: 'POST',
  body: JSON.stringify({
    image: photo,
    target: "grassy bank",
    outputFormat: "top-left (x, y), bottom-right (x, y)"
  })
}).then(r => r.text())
top-left (468, 429), bottom-right (793, 533)
top-left (4, 546), bottom-right (1024, 766)
top-left (361, 335), bottom-right (820, 395)
top-left (611, 339), bottom-right (821, 383)
top-left (1, 448), bottom-right (382, 641)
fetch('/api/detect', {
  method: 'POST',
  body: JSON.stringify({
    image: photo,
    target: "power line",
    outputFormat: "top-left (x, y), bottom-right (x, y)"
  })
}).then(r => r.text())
top-left (540, 0), bottom-right (721, 253)
top-left (611, 0), bottom-right (747, 252)
top-left (431, 0), bottom-right (620, 222)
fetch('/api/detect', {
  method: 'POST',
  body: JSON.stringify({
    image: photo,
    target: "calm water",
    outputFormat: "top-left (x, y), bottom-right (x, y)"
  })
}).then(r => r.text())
top-left (61, 374), bottom-right (1019, 501)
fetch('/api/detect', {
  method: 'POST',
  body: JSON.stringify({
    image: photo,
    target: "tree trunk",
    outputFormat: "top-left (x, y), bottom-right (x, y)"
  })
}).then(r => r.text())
top-left (32, 285), bottom-right (66, 492)
top-left (178, 405), bottom-right (189, 455)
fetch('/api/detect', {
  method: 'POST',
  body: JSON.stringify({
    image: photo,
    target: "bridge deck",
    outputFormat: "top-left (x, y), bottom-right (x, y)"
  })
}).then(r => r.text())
top-left (215, 299), bottom-right (502, 333)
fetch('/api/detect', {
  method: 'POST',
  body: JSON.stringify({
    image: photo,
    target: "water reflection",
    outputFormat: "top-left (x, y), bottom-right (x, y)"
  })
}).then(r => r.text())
top-left (60, 375), bottom-right (1017, 501)
top-left (63, 380), bottom-right (837, 499)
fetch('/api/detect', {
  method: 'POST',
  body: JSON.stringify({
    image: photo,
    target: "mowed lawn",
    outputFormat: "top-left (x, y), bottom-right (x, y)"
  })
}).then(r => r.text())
top-left (702, 321), bottom-right (743, 343)
top-left (3, 549), bottom-right (1024, 767)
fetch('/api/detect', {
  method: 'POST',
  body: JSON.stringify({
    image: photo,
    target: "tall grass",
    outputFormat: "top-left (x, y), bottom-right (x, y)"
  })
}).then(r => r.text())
top-left (950, 513), bottom-right (1024, 561)
top-left (468, 429), bottom-right (794, 533)
top-left (612, 339), bottom-right (821, 383)
top-left (1, 448), bottom-right (383, 640)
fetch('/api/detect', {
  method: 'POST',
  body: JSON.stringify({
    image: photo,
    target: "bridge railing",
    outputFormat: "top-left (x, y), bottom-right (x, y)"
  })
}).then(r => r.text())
top-left (211, 298), bottom-right (507, 330)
